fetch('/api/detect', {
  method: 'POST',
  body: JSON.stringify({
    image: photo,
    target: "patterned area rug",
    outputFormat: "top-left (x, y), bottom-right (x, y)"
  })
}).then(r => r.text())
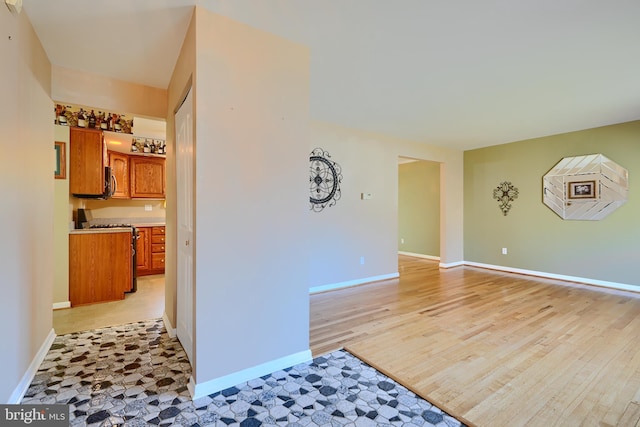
top-left (22, 319), bottom-right (465, 426)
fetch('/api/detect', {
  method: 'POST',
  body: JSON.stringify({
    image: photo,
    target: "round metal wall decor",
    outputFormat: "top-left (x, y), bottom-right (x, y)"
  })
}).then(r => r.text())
top-left (309, 148), bottom-right (342, 212)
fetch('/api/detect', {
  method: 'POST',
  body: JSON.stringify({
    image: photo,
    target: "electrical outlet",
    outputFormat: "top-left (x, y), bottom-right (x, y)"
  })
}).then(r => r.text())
top-left (502, 247), bottom-right (508, 255)
top-left (360, 256), bottom-right (365, 265)
top-left (401, 238), bottom-right (405, 244)
top-left (144, 204), bottom-right (152, 211)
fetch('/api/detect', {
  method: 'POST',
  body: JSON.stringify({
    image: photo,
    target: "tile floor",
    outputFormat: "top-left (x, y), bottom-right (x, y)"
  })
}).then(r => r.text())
top-left (22, 319), bottom-right (465, 426)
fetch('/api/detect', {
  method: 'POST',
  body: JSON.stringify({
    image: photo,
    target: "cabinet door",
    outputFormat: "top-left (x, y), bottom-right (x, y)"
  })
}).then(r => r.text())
top-left (70, 127), bottom-right (105, 196)
top-left (136, 227), bottom-right (150, 273)
top-left (69, 231), bottom-right (131, 306)
top-left (109, 151), bottom-right (130, 199)
top-left (130, 157), bottom-right (166, 198)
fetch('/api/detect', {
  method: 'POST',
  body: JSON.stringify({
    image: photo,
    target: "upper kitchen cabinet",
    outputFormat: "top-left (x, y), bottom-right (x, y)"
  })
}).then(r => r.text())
top-left (70, 127), bottom-right (108, 197)
top-left (130, 156), bottom-right (166, 199)
top-left (108, 151), bottom-right (130, 199)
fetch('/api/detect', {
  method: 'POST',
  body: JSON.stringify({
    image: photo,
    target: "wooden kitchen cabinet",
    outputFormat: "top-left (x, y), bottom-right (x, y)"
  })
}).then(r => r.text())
top-left (130, 156), bottom-right (166, 199)
top-left (151, 227), bottom-right (166, 271)
top-left (108, 151), bottom-right (130, 199)
top-left (70, 127), bottom-right (107, 197)
top-left (69, 231), bottom-right (132, 306)
top-left (136, 227), bottom-right (150, 273)
top-left (137, 226), bottom-right (165, 276)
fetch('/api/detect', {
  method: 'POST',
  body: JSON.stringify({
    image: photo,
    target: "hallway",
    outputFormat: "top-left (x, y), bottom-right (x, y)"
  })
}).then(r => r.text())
top-left (53, 275), bottom-right (164, 335)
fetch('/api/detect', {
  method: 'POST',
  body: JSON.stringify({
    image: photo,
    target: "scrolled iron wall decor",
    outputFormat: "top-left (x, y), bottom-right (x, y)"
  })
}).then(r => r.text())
top-left (309, 148), bottom-right (343, 212)
top-left (493, 181), bottom-right (519, 216)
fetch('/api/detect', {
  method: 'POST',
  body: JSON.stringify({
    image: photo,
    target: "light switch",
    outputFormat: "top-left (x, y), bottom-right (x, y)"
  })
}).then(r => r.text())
top-left (361, 193), bottom-right (373, 200)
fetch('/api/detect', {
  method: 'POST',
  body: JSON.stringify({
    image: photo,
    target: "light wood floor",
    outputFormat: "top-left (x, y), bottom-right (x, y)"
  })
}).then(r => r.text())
top-left (53, 275), bottom-right (165, 335)
top-left (310, 255), bottom-right (640, 427)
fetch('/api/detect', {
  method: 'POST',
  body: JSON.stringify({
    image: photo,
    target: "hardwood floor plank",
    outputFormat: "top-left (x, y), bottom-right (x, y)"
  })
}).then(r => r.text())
top-left (311, 255), bottom-right (640, 427)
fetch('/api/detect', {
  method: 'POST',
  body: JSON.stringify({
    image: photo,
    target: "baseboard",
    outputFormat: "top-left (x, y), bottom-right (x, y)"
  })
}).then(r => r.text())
top-left (439, 261), bottom-right (465, 269)
top-left (163, 312), bottom-right (177, 338)
top-left (52, 301), bottom-right (70, 310)
top-left (188, 349), bottom-right (313, 400)
top-left (8, 328), bottom-right (56, 403)
top-left (309, 273), bottom-right (400, 294)
top-left (398, 251), bottom-right (440, 261)
top-left (465, 261), bottom-right (639, 293)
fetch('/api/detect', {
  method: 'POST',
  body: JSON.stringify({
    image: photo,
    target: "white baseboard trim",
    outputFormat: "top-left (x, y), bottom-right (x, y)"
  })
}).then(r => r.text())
top-left (188, 349), bottom-right (313, 400)
top-left (52, 301), bottom-right (70, 310)
top-left (309, 273), bottom-right (400, 294)
top-left (398, 251), bottom-right (440, 261)
top-left (9, 328), bottom-right (56, 403)
top-left (163, 312), bottom-right (177, 338)
top-left (439, 261), bottom-right (465, 269)
top-left (465, 261), bottom-right (639, 293)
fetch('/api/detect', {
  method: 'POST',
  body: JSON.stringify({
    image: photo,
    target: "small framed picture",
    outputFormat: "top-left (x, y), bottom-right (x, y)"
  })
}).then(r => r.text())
top-left (54, 141), bottom-right (66, 179)
top-left (568, 180), bottom-right (597, 199)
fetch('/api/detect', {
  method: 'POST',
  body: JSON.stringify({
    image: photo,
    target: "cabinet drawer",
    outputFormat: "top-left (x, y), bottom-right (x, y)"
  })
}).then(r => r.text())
top-left (151, 253), bottom-right (165, 269)
top-left (152, 227), bottom-right (165, 235)
top-left (152, 243), bottom-right (165, 253)
top-left (151, 234), bottom-right (165, 244)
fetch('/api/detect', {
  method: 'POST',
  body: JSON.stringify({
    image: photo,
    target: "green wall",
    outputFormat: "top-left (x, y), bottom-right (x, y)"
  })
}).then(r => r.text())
top-left (464, 120), bottom-right (640, 287)
top-left (398, 160), bottom-right (440, 257)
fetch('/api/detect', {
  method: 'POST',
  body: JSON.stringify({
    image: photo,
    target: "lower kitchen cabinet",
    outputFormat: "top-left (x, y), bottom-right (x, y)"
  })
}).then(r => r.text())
top-left (137, 226), bottom-right (165, 276)
top-left (136, 227), bottom-right (150, 272)
top-left (69, 231), bottom-right (132, 306)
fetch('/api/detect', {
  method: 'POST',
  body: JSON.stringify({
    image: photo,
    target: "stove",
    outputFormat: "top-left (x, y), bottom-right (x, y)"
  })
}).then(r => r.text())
top-left (89, 223), bottom-right (134, 229)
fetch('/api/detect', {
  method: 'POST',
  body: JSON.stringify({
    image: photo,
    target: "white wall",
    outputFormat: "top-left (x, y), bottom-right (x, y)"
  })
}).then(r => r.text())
top-left (187, 8), bottom-right (310, 392)
top-left (309, 121), bottom-right (464, 290)
top-left (0, 7), bottom-right (54, 402)
top-left (52, 65), bottom-right (167, 120)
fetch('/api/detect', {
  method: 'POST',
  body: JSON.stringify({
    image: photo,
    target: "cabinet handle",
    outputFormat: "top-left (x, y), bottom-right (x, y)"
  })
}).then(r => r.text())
top-left (111, 175), bottom-right (116, 197)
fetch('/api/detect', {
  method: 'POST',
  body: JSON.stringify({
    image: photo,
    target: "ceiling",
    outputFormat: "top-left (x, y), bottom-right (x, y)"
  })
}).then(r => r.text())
top-left (21, 0), bottom-right (640, 150)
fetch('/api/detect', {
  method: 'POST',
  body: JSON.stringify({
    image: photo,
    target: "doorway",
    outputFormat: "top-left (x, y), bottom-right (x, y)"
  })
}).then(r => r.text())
top-left (397, 157), bottom-right (441, 260)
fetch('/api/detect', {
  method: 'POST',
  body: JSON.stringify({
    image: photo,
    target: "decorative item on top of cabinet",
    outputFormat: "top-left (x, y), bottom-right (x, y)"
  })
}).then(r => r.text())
top-left (130, 156), bottom-right (166, 199)
top-left (137, 226), bottom-right (165, 276)
top-left (108, 151), bottom-right (130, 199)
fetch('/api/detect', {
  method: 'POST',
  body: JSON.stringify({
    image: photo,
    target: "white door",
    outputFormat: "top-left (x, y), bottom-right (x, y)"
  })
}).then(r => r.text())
top-left (175, 88), bottom-right (194, 364)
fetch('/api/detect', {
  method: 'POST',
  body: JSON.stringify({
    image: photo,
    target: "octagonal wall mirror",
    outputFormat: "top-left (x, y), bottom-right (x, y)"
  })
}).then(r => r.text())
top-left (543, 154), bottom-right (628, 220)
